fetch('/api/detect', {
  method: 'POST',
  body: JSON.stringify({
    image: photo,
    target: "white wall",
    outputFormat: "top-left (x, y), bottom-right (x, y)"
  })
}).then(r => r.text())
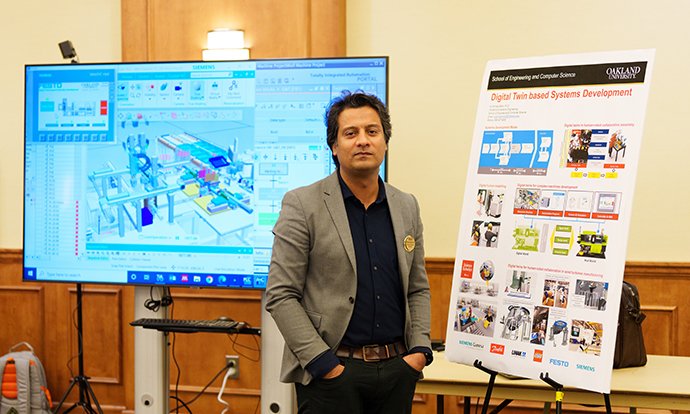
top-left (347, 0), bottom-right (690, 261)
top-left (3, 1), bottom-right (688, 262)
top-left (0, 0), bottom-right (121, 249)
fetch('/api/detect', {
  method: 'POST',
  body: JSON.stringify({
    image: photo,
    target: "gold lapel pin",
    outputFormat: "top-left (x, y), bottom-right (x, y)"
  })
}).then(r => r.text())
top-left (403, 235), bottom-right (415, 253)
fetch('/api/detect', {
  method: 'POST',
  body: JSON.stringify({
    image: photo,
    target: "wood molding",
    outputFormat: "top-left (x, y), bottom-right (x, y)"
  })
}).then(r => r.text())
top-left (425, 257), bottom-right (690, 278)
top-left (425, 257), bottom-right (455, 274)
top-left (625, 261), bottom-right (690, 277)
top-left (170, 290), bottom-right (262, 301)
top-left (0, 248), bottom-right (22, 263)
top-left (4, 250), bottom-right (690, 287)
top-left (120, 0), bottom-right (346, 62)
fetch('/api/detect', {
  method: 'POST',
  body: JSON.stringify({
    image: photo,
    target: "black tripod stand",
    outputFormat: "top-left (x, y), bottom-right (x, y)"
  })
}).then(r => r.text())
top-left (53, 284), bottom-right (103, 414)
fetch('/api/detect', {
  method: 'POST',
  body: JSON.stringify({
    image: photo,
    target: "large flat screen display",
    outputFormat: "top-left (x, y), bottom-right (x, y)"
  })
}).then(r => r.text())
top-left (23, 57), bottom-right (388, 289)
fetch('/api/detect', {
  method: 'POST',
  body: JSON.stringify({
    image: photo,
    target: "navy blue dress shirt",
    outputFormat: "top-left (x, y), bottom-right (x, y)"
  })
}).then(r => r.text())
top-left (339, 175), bottom-right (406, 347)
top-left (306, 174), bottom-right (431, 379)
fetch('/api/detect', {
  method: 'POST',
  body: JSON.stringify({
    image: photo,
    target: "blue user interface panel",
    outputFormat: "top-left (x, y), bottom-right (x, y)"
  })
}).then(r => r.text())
top-left (24, 57), bottom-right (387, 289)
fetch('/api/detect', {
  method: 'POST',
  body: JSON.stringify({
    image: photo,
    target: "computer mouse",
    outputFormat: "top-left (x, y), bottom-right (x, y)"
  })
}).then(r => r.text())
top-left (217, 316), bottom-right (233, 322)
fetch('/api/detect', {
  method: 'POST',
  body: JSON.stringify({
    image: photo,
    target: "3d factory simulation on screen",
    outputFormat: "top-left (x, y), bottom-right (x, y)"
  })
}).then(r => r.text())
top-left (23, 57), bottom-right (387, 289)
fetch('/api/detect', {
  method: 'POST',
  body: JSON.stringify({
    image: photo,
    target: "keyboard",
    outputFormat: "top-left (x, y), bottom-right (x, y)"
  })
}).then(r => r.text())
top-left (130, 318), bottom-right (244, 334)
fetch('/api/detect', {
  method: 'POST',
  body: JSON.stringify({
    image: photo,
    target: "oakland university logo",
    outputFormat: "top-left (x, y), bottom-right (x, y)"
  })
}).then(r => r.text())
top-left (606, 65), bottom-right (642, 80)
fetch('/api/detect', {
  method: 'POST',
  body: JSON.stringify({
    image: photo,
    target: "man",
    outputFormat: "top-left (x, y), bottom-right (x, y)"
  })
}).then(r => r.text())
top-left (484, 222), bottom-right (497, 247)
top-left (265, 91), bottom-right (432, 414)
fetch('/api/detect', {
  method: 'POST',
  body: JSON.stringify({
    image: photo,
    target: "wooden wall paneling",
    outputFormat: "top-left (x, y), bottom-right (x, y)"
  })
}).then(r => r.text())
top-left (121, 0), bottom-right (149, 62)
top-left (50, 282), bottom-right (77, 410)
top-left (68, 287), bottom-right (123, 384)
top-left (58, 286), bottom-right (127, 412)
top-left (426, 258), bottom-right (454, 342)
top-left (624, 262), bottom-right (690, 357)
top-left (0, 285), bottom-right (45, 358)
top-left (0, 250), bottom-right (46, 356)
top-left (120, 286), bottom-right (136, 413)
top-left (639, 306), bottom-right (678, 356)
top-left (121, 0), bottom-right (346, 62)
top-left (309, 0), bottom-right (346, 57)
top-left (132, 0), bottom-right (310, 61)
top-left (0, 250), bottom-right (59, 405)
top-left (5, 248), bottom-right (690, 413)
top-left (411, 393), bottom-right (431, 414)
top-left (172, 389), bottom-right (261, 414)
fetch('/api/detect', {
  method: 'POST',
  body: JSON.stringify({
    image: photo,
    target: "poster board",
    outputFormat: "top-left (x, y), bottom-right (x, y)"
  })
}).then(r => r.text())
top-left (445, 50), bottom-right (655, 393)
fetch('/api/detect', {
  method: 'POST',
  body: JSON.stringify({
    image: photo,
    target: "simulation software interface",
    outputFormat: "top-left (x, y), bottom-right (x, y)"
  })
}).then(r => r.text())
top-left (23, 58), bottom-right (387, 288)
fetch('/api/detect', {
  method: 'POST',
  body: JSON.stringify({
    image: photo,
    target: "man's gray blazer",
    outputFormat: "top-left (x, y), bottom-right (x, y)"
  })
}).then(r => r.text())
top-left (265, 172), bottom-right (431, 385)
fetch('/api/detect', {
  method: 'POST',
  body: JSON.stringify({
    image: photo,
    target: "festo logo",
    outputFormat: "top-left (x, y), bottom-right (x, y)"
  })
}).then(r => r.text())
top-left (549, 358), bottom-right (570, 368)
top-left (490, 343), bottom-right (505, 355)
top-left (606, 65), bottom-right (641, 80)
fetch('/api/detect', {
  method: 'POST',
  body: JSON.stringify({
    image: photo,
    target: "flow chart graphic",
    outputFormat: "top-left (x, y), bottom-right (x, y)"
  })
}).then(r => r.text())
top-left (478, 130), bottom-right (553, 176)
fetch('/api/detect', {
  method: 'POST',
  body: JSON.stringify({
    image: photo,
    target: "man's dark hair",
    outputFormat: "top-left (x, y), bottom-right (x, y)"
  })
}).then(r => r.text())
top-left (324, 90), bottom-right (391, 167)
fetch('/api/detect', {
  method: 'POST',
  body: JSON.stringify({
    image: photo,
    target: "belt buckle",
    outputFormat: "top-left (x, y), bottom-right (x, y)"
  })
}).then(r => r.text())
top-left (362, 344), bottom-right (388, 362)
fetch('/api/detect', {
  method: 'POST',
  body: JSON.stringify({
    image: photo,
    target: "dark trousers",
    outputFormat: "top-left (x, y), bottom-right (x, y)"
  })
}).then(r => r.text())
top-left (295, 356), bottom-right (420, 414)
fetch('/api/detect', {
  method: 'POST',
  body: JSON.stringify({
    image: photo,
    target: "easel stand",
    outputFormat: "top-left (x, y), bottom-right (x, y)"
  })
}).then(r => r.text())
top-left (472, 360), bottom-right (513, 414)
top-left (53, 284), bottom-right (103, 414)
top-left (539, 373), bottom-right (563, 414)
top-left (539, 372), bottom-right (612, 414)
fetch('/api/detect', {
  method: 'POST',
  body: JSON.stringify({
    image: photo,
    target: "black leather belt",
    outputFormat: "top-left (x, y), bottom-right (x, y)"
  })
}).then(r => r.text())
top-left (335, 340), bottom-right (407, 362)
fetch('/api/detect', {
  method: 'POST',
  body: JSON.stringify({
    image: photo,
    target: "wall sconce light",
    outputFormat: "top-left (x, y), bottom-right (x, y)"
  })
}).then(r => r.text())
top-left (202, 29), bottom-right (250, 61)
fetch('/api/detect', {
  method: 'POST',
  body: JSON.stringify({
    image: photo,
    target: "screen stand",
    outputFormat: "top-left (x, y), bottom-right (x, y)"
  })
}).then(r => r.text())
top-left (261, 294), bottom-right (295, 414)
top-left (53, 283), bottom-right (103, 413)
top-left (133, 286), bottom-right (169, 413)
top-left (131, 291), bottom-right (291, 414)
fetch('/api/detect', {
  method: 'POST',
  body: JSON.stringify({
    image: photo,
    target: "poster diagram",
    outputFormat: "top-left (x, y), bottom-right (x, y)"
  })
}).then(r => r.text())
top-left (453, 296), bottom-right (498, 337)
top-left (476, 188), bottom-right (505, 218)
top-left (445, 50), bottom-right (655, 394)
top-left (569, 320), bottom-right (604, 356)
top-left (498, 303), bottom-right (533, 342)
top-left (561, 128), bottom-right (629, 172)
top-left (572, 279), bottom-right (609, 311)
top-left (478, 130), bottom-right (553, 176)
top-left (470, 220), bottom-right (502, 248)
top-left (504, 268), bottom-right (534, 299)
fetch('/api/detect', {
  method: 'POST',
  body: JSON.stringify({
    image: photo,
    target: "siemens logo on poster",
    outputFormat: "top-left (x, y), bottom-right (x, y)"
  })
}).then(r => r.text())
top-left (459, 340), bottom-right (484, 350)
top-left (548, 358), bottom-right (569, 367)
top-left (576, 364), bottom-right (596, 372)
top-left (606, 65), bottom-right (642, 80)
